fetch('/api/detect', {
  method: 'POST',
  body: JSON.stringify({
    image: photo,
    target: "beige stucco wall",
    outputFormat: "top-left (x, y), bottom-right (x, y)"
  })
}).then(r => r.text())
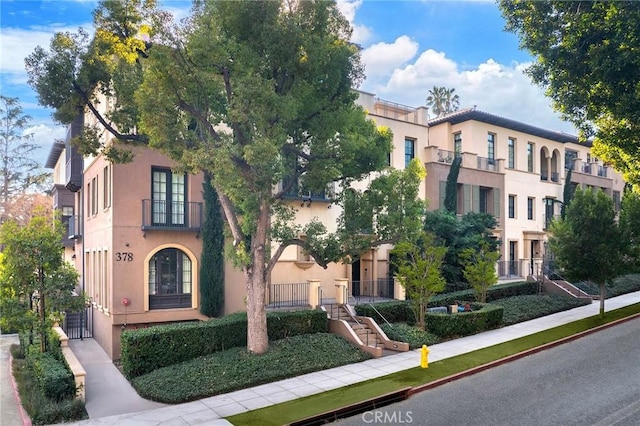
top-left (81, 146), bottom-right (209, 359)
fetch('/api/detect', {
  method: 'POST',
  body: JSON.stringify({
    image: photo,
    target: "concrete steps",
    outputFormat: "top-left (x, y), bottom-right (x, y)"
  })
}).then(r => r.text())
top-left (323, 303), bottom-right (408, 356)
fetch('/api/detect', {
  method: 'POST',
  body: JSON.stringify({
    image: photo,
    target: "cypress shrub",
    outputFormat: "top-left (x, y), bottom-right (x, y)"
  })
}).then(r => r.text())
top-left (444, 155), bottom-right (462, 213)
top-left (199, 172), bottom-right (225, 317)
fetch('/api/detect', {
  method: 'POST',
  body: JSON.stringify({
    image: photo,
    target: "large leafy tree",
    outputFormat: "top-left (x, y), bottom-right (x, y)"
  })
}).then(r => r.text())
top-left (424, 210), bottom-right (498, 287)
top-left (25, 0), bottom-right (425, 354)
top-left (425, 86), bottom-right (460, 118)
top-left (548, 188), bottom-right (623, 317)
top-left (0, 96), bottom-right (50, 223)
top-left (500, 1), bottom-right (640, 189)
top-left (0, 212), bottom-right (85, 352)
top-left (619, 190), bottom-right (640, 272)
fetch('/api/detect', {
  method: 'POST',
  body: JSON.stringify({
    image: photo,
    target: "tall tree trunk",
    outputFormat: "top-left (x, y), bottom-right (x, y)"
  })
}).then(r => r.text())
top-left (245, 201), bottom-right (270, 354)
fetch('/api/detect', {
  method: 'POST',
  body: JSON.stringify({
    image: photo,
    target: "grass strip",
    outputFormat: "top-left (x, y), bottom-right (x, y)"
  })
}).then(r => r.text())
top-left (228, 303), bottom-right (640, 426)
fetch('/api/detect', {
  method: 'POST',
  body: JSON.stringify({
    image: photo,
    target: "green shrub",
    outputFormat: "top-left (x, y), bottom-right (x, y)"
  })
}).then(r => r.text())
top-left (121, 309), bottom-right (328, 379)
top-left (28, 350), bottom-right (75, 401)
top-left (429, 280), bottom-right (537, 306)
top-left (131, 333), bottom-right (371, 404)
top-left (424, 303), bottom-right (504, 338)
top-left (607, 274), bottom-right (640, 297)
top-left (494, 294), bottom-right (591, 326)
top-left (11, 349), bottom-right (87, 425)
top-left (380, 323), bottom-right (439, 349)
top-left (354, 301), bottom-right (413, 324)
top-left (355, 281), bottom-right (533, 324)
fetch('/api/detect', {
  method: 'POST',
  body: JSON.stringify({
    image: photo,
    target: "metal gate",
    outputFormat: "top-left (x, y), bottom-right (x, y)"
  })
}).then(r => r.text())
top-left (62, 307), bottom-right (93, 339)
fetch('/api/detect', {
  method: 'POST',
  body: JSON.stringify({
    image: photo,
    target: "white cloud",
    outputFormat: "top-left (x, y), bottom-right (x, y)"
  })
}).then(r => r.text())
top-left (1, 24), bottom-right (90, 84)
top-left (25, 123), bottom-right (67, 168)
top-left (336, 0), bottom-right (372, 44)
top-left (361, 50), bottom-right (575, 134)
top-left (361, 36), bottom-right (419, 78)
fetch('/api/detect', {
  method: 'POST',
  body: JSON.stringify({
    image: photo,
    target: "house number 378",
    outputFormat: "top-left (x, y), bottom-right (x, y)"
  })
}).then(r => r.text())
top-left (116, 252), bottom-right (133, 262)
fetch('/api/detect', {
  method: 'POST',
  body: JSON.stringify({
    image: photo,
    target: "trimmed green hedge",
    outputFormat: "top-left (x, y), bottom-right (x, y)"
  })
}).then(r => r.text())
top-left (355, 301), bottom-right (413, 324)
top-left (11, 346), bottom-right (87, 425)
top-left (424, 302), bottom-right (503, 337)
top-left (121, 309), bottom-right (328, 379)
top-left (380, 323), bottom-right (439, 349)
top-left (27, 347), bottom-right (75, 402)
top-left (429, 280), bottom-right (538, 306)
top-left (355, 280), bottom-right (535, 324)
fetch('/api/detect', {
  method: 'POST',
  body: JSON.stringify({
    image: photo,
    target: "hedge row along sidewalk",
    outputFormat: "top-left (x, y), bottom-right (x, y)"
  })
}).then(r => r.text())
top-left (228, 302), bottom-right (640, 426)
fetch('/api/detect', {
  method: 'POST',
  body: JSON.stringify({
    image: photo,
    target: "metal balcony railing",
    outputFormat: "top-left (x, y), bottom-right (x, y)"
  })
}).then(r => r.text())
top-left (66, 215), bottom-right (82, 239)
top-left (141, 200), bottom-right (203, 231)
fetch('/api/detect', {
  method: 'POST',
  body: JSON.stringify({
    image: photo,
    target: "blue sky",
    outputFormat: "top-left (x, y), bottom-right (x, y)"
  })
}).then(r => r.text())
top-left (0, 0), bottom-right (574, 167)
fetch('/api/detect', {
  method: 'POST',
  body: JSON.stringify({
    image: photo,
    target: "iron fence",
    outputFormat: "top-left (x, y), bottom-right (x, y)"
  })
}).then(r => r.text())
top-left (497, 260), bottom-right (525, 279)
top-left (351, 278), bottom-right (394, 303)
top-left (62, 307), bottom-right (93, 339)
top-left (267, 282), bottom-right (309, 308)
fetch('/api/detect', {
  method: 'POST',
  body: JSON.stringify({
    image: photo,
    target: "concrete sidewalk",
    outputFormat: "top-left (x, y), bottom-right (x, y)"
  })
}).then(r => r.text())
top-left (3, 291), bottom-right (639, 426)
top-left (1, 334), bottom-right (26, 426)
top-left (67, 338), bottom-right (166, 419)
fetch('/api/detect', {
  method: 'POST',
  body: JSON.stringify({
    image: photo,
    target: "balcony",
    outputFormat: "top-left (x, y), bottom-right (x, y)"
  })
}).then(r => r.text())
top-left (64, 114), bottom-right (83, 192)
top-left (477, 156), bottom-right (497, 171)
top-left (279, 179), bottom-right (335, 204)
top-left (436, 149), bottom-right (460, 164)
top-left (141, 200), bottom-right (203, 231)
top-left (66, 215), bottom-right (82, 240)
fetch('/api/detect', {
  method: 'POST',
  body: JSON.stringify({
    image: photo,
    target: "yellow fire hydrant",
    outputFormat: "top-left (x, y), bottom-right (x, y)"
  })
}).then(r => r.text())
top-left (420, 344), bottom-right (429, 368)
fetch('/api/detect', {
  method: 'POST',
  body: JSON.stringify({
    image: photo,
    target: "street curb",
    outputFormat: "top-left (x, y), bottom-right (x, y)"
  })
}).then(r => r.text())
top-left (288, 311), bottom-right (640, 425)
top-left (409, 312), bottom-right (640, 395)
top-left (8, 351), bottom-right (32, 426)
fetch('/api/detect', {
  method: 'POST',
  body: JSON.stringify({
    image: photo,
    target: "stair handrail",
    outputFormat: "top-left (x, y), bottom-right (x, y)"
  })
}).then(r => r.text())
top-left (541, 265), bottom-right (593, 298)
top-left (338, 302), bottom-right (373, 346)
top-left (367, 303), bottom-right (393, 328)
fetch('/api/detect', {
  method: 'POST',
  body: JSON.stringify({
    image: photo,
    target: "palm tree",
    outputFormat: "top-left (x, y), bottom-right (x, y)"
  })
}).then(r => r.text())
top-left (426, 86), bottom-right (460, 118)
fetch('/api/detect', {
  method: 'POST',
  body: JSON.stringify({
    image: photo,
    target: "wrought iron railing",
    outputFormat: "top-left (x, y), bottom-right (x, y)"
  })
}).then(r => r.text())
top-left (267, 282), bottom-right (309, 308)
top-left (141, 200), bottom-right (203, 231)
top-left (351, 278), bottom-right (394, 303)
top-left (497, 260), bottom-right (525, 278)
top-left (66, 215), bottom-right (82, 239)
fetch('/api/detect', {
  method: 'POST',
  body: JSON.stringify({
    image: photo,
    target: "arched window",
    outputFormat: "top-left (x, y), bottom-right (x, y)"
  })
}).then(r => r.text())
top-left (149, 248), bottom-right (192, 309)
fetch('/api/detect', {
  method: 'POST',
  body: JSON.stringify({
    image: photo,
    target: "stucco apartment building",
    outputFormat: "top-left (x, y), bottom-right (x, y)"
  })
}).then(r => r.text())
top-left (46, 90), bottom-right (625, 359)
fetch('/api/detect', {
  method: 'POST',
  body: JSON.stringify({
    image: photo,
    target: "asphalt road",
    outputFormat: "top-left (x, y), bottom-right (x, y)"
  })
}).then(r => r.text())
top-left (335, 318), bottom-right (640, 426)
